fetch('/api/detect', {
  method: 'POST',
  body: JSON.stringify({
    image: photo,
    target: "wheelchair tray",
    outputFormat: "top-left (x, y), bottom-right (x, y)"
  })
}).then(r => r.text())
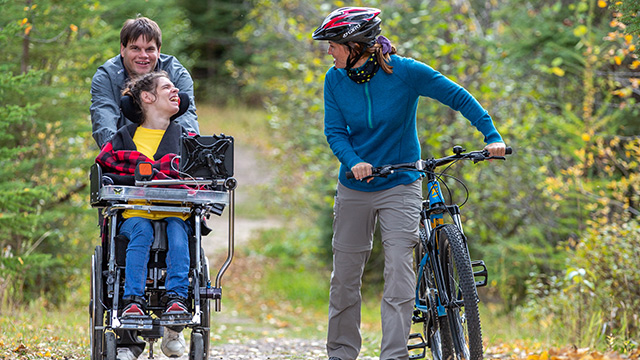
top-left (95, 185), bottom-right (229, 206)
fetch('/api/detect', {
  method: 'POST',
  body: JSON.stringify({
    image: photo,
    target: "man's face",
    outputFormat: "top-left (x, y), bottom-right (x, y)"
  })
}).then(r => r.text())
top-left (120, 36), bottom-right (160, 77)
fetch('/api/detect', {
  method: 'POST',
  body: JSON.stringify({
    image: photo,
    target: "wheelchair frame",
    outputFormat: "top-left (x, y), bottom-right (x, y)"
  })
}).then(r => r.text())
top-left (89, 163), bottom-right (236, 360)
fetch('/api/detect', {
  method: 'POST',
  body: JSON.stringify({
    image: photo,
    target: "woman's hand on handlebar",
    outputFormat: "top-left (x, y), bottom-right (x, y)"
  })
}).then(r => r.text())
top-left (484, 142), bottom-right (506, 157)
top-left (351, 162), bottom-right (374, 182)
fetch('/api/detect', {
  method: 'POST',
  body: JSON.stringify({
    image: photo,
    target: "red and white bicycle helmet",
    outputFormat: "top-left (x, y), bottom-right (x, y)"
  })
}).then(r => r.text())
top-left (312, 7), bottom-right (382, 46)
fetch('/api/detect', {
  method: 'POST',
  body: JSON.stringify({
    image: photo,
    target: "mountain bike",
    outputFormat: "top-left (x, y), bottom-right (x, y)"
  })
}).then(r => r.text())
top-left (350, 145), bottom-right (511, 360)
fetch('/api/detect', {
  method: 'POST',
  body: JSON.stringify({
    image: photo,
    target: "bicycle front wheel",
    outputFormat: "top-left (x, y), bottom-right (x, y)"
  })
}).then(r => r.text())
top-left (438, 224), bottom-right (483, 360)
top-left (416, 227), bottom-right (446, 360)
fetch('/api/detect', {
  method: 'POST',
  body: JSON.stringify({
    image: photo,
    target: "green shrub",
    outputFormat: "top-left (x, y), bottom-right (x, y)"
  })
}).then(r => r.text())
top-left (521, 220), bottom-right (640, 352)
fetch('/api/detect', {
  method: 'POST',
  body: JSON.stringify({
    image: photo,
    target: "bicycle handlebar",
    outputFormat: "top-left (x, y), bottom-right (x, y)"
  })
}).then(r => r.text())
top-left (345, 146), bottom-right (513, 180)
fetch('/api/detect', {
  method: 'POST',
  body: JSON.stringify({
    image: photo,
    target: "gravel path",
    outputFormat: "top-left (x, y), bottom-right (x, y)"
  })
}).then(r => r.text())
top-left (209, 338), bottom-right (327, 359)
top-left (138, 338), bottom-right (330, 360)
top-left (139, 339), bottom-right (378, 360)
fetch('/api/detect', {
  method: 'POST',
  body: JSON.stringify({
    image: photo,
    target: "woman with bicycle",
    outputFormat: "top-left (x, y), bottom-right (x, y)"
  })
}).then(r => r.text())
top-left (312, 7), bottom-right (506, 360)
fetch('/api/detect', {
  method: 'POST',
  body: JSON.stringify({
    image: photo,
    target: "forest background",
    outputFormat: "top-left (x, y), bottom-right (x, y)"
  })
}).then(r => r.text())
top-left (1, 0), bottom-right (639, 354)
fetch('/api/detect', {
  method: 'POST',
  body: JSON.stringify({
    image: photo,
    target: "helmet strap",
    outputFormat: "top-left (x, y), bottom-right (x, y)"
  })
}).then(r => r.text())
top-left (345, 44), bottom-right (367, 70)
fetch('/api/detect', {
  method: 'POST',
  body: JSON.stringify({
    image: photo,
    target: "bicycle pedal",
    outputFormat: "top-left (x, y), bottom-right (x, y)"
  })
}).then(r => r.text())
top-left (471, 260), bottom-right (488, 287)
top-left (412, 309), bottom-right (426, 323)
top-left (407, 333), bottom-right (426, 359)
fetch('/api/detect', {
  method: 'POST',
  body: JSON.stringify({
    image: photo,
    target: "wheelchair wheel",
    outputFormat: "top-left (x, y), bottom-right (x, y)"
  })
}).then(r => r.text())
top-left (200, 252), bottom-right (211, 356)
top-left (189, 331), bottom-right (204, 360)
top-left (90, 245), bottom-right (104, 360)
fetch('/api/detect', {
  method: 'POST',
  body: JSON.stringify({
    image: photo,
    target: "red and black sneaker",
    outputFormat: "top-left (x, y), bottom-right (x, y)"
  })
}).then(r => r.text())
top-left (121, 298), bottom-right (148, 318)
top-left (163, 297), bottom-right (189, 316)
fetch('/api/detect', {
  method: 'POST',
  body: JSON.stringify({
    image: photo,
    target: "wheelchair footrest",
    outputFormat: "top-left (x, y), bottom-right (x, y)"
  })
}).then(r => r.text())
top-left (119, 317), bottom-right (153, 330)
top-left (158, 313), bottom-right (192, 326)
top-left (407, 332), bottom-right (426, 359)
top-left (471, 260), bottom-right (488, 287)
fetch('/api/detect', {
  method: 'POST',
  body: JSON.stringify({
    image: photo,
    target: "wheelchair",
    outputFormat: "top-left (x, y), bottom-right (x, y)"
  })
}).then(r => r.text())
top-left (89, 93), bottom-right (237, 360)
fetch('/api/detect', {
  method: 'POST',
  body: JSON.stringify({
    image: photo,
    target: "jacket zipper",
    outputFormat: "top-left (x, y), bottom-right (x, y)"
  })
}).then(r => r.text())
top-left (364, 82), bottom-right (373, 128)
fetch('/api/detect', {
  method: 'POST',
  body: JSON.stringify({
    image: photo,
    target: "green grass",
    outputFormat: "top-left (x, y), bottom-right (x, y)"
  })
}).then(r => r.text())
top-left (480, 302), bottom-right (556, 347)
top-left (0, 285), bottom-right (89, 359)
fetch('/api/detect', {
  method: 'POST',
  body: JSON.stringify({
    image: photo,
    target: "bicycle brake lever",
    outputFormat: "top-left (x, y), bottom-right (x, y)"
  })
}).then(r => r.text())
top-left (469, 152), bottom-right (486, 163)
top-left (377, 166), bottom-right (393, 178)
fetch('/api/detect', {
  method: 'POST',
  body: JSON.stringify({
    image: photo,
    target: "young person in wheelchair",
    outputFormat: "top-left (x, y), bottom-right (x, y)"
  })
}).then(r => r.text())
top-left (95, 70), bottom-right (195, 359)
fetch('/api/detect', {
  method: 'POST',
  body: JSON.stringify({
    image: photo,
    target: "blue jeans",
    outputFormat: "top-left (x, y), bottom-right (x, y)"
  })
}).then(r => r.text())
top-left (119, 217), bottom-right (192, 299)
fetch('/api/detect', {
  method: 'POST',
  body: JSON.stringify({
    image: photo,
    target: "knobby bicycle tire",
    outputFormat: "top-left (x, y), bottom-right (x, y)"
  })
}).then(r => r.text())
top-left (438, 224), bottom-right (483, 360)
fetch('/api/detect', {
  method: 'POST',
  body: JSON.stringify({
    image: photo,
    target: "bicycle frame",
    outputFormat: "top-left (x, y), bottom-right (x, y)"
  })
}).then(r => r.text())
top-left (416, 172), bottom-right (469, 316)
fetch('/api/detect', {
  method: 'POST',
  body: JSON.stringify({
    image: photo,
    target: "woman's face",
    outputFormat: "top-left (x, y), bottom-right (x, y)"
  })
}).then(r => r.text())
top-left (144, 76), bottom-right (180, 116)
top-left (327, 41), bottom-right (350, 69)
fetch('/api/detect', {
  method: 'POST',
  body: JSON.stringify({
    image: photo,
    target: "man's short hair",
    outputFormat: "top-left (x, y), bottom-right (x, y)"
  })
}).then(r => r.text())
top-left (120, 16), bottom-right (162, 48)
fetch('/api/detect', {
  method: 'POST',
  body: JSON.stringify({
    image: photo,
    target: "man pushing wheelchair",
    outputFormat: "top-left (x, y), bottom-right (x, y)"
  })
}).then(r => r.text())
top-left (89, 16), bottom-right (235, 360)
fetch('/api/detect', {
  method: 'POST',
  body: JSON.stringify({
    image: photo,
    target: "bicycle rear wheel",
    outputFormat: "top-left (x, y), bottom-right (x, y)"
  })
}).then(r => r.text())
top-left (438, 224), bottom-right (483, 360)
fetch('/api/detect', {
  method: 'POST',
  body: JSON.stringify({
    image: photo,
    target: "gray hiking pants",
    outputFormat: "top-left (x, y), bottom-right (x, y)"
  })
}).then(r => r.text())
top-left (327, 180), bottom-right (422, 360)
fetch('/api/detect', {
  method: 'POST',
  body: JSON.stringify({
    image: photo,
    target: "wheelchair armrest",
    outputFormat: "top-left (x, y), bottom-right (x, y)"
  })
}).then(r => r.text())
top-left (90, 164), bottom-right (137, 206)
top-left (103, 173), bottom-right (136, 186)
top-left (90, 163), bottom-right (104, 206)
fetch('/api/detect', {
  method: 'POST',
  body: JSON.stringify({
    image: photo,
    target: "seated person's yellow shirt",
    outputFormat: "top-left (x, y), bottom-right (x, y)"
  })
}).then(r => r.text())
top-left (123, 127), bottom-right (190, 221)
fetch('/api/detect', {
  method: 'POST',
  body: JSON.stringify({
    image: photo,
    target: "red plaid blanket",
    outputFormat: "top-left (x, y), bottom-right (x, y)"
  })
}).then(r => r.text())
top-left (95, 142), bottom-right (181, 181)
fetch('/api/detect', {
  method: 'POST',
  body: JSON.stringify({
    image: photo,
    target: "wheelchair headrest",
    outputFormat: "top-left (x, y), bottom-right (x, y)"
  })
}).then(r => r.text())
top-left (120, 92), bottom-right (190, 124)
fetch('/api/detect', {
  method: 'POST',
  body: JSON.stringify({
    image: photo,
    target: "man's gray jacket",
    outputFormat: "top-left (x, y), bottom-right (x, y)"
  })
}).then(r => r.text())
top-left (90, 53), bottom-right (199, 148)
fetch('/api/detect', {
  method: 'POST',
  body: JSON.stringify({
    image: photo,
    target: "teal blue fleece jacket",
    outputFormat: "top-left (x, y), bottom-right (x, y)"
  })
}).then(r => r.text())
top-left (323, 54), bottom-right (503, 192)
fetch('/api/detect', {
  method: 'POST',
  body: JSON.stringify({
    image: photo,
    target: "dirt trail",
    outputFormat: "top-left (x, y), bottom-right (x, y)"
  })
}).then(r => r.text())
top-left (201, 144), bottom-right (282, 256)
